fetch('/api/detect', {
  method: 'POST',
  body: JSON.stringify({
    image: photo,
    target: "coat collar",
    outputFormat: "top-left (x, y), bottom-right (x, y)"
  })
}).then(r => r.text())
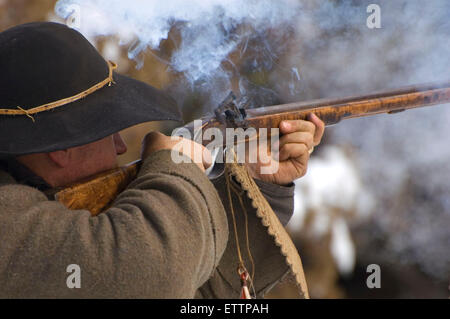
top-left (0, 157), bottom-right (51, 191)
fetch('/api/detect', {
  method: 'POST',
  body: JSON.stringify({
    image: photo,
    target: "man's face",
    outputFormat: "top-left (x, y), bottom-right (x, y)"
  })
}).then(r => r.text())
top-left (71, 132), bottom-right (128, 179)
top-left (17, 132), bottom-right (128, 187)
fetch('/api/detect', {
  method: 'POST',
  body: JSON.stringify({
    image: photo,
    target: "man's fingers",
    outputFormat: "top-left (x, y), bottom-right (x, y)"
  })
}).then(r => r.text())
top-left (181, 140), bottom-right (212, 171)
top-left (278, 143), bottom-right (310, 162)
top-left (275, 131), bottom-right (314, 152)
top-left (279, 115), bottom-right (325, 146)
top-left (200, 145), bottom-right (212, 169)
top-left (308, 113), bottom-right (325, 145)
top-left (172, 138), bottom-right (212, 171)
top-left (141, 131), bottom-right (167, 157)
top-left (280, 120), bottom-right (316, 135)
top-left (142, 132), bottom-right (211, 172)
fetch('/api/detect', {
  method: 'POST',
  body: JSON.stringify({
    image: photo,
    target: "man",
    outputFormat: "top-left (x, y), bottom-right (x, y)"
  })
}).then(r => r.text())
top-left (0, 22), bottom-right (324, 298)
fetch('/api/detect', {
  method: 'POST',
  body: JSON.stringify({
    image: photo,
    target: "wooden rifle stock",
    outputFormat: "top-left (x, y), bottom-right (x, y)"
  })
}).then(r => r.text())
top-left (53, 81), bottom-right (450, 215)
top-left (50, 161), bottom-right (140, 215)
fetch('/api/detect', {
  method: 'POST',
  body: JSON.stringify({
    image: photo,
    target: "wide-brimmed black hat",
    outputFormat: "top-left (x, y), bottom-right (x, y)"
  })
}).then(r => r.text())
top-left (0, 22), bottom-right (181, 157)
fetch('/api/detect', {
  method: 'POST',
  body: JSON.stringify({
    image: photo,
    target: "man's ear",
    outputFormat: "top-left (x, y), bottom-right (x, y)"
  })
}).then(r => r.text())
top-left (48, 149), bottom-right (71, 168)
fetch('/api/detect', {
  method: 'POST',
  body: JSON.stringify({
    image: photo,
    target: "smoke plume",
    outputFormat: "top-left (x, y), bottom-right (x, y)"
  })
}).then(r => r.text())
top-left (55, 0), bottom-right (301, 108)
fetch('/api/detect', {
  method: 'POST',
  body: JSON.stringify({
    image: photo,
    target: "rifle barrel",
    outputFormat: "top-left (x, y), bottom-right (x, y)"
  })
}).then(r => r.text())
top-left (244, 81), bottom-right (450, 127)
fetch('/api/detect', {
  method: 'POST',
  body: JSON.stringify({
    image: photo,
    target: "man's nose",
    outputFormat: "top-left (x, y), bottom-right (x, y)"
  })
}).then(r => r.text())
top-left (113, 133), bottom-right (128, 155)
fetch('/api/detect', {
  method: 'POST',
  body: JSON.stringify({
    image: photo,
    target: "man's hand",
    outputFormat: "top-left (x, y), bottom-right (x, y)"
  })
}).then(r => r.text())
top-left (141, 132), bottom-right (212, 172)
top-left (246, 113), bottom-right (325, 185)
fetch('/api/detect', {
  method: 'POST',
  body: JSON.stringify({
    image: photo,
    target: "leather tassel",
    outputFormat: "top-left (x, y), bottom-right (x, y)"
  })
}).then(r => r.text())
top-left (240, 271), bottom-right (252, 299)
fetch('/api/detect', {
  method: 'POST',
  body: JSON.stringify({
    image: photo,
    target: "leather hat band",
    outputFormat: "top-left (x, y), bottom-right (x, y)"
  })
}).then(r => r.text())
top-left (0, 60), bottom-right (117, 122)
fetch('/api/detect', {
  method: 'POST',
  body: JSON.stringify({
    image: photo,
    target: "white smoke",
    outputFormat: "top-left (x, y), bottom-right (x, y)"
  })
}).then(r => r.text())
top-left (55, 0), bottom-right (301, 105)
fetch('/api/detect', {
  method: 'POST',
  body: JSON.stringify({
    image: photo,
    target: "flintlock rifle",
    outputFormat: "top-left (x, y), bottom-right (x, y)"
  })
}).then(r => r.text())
top-left (51, 81), bottom-right (450, 215)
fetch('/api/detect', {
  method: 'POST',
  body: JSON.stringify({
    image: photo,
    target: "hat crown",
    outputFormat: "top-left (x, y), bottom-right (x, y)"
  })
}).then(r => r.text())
top-left (0, 22), bottom-right (108, 110)
top-left (0, 22), bottom-right (181, 157)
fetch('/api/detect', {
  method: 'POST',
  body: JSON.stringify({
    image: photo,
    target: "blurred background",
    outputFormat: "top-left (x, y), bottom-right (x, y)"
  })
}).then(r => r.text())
top-left (1, 0), bottom-right (449, 298)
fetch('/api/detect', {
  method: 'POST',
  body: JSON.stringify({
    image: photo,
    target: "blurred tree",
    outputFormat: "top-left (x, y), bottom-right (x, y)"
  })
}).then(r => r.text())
top-left (0, 0), bottom-right (54, 31)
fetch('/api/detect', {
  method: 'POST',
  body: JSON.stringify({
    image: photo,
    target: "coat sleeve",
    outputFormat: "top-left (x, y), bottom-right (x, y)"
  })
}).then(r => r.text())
top-left (253, 179), bottom-right (295, 227)
top-left (0, 150), bottom-right (228, 298)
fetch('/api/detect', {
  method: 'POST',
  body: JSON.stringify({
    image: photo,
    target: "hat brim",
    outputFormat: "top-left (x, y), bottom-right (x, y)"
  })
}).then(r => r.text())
top-left (0, 72), bottom-right (182, 157)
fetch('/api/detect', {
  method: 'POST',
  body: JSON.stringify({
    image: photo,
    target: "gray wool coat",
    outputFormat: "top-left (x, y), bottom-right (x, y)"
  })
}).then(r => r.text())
top-left (0, 149), bottom-right (298, 298)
